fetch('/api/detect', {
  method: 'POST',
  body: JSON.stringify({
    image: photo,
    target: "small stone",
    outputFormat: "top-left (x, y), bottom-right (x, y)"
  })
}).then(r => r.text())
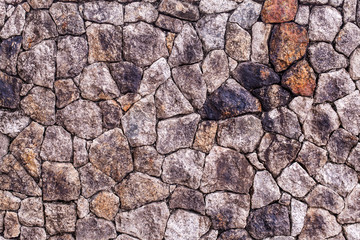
top-left (201, 230), bottom-right (218, 240)
top-left (22, 10), bottom-right (57, 50)
top-left (217, 115), bottom-right (263, 153)
top-left (253, 85), bottom-right (291, 111)
top-left (109, 62), bottom-right (142, 95)
top-left (0, 71), bottom-right (22, 109)
top-left (50, 2), bottom-right (85, 35)
top-left (115, 172), bottom-right (169, 210)
top-left (0, 36), bottom-right (22, 75)
top-left (247, 203), bottom-right (290, 239)
top-left (262, 107), bottom-right (302, 139)
top-left (218, 229), bottom-right (252, 240)
top-left (76, 215), bottom-right (116, 240)
top-left (0, 5), bottom-right (25, 39)
top-left (56, 36), bottom-right (88, 78)
top-left (196, 14), bottom-right (228, 52)
top-left (329, 0), bottom-right (343, 6)
top-left (134, 146), bottom-right (164, 177)
top-left (0, 110), bottom-right (30, 138)
top-left (300, 0), bottom-right (328, 3)
top-left (202, 50), bottom-right (229, 93)
top-left (230, 0), bottom-right (261, 29)
top-left (350, 48), bottom-right (360, 80)
top-left (303, 103), bottom-right (340, 146)
top-left (269, 22), bottom-right (308, 72)
top-left (40, 126), bottom-right (72, 162)
top-left (78, 163), bottom-right (116, 198)
top-left (0, 211), bottom-right (3, 233)
top-left (258, 133), bottom-right (301, 176)
top-left (116, 235), bottom-right (139, 240)
top-left (315, 162), bottom-right (358, 197)
top-left (251, 22), bottom-right (272, 64)
top-left (99, 100), bottom-right (122, 129)
top-left (296, 141), bottom-right (327, 176)
top-left (279, 193), bottom-right (292, 206)
top-left (48, 234), bottom-right (74, 240)
top-left (291, 199), bottom-right (307, 237)
top-left (169, 186), bottom-right (205, 214)
top-left (334, 91), bottom-right (360, 135)
top-left (156, 113), bottom-right (200, 154)
top-left (0, 191), bottom-right (20, 210)
top-left (155, 14), bottom-right (183, 33)
top-left (159, 0), bottom-right (199, 21)
top-left (247, 152), bottom-right (265, 170)
top-left (123, 22), bottom-right (168, 67)
top-left (309, 6), bottom-right (342, 42)
top-left (327, 128), bottom-right (358, 163)
top-left (252, 170), bottom-right (281, 209)
top-left (343, 0), bottom-right (357, 22)
top-left (90, 191), bottom-right (119, 221)
top-left (338, 184), bottom-right (360, 223)
top-left (4, 211), bottom-right (20, 238)
top-left (232, 62), bottom-right (280, 90)
top-left (77, 196), bottom-right (89, 219)
top-left (200, 146), bottom-right (254, 193)
top-left (139, 58), bottom-right (170, 96)
top-left (20, 226), bottom-right (46, 240)
top-left (115, 202), bottom-right (170, 240)
top-left (199, 0), bottom-right (237, 13)
top-left (54, 79), bottom-right (79, 108)
top-left (73, 137), bottom-right (88, 168)
top-left (335, 23), bottom-right (360, 57)
top-left (0, 133), bottom-right (8, 159)
top-left (295, 5), bottom-right (310, 25)
top-left (83, 1), bottom-right (123, 25)
top-left (124, 2), bottom-right (158, 23)
top-left (299, 208), bottom-right (342, 239)
top-left (308, 42), bottom-right (348, 73)
top-left (44, 203), bottom-right (76, 235)
top-left (56, 100), bottom-right (102, 139)
top-left (172, 63), bottom-right (207, 109)
top-left (165, 210), bottom-right (211, 240)
top-left (261, 0), bottom-right (298, 23)
top-left (225, 23), bottom-right (251, 61)
top-left (18, 197), bottom-right (44, 226)
top-left (305, 185), bottom-right (344, 214)
top-left (348, 143), bottom-right (360, 171)
top-left (87, 23), bottom-right (122, 63)
top-left (344, 224), bottom-right (360, 240)
top-left (193, 121), bottom-right (218, 153)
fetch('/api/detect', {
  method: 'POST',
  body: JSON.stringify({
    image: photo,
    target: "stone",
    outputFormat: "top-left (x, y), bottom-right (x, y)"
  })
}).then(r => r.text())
top-left (20, 226), bottom-right (46, 240)
top-left (335, 23), bottom-right (360, 57)
top-left (253, 85), bottom-right (291, 111)
top-left (193, 121), bottom-right (218, 153)
top-left (309, 6), bottom-right (342, 42)
top-left (0, 72), bottom-right (21, 109)
top-left (305, 185), bottom-right (344, 214)
top-left (169, 24), bottom-right (203, 66)
top-left (50, 2), bottom-right (85, 35)
top-left (56, 36), bottom-right (88, 78)
top-left (22, 10), bottom-right (58, 50)
top-left (338, 184), bottom-right (360, 223)
top-left (56, 100), bottom-right (102, 139)
top-left (218, 229), bottom-right (252, 240)
top-left (115, 202), bottom-right (170, 240)
top-left (329, 0), bottom-right (343, 5)
top-left (251, 22), bottom-right (272, 64)
top-left (230, 0), bottom-right (261, 29)
top-left (343, 0), bottom-right (357, 22)
top-left (162, 149), bottom-right (205, 189)
top-left (0, 110), bottom-right (30, 138)
top-left (139, 58), bottom-right (170, 96)
top-left (199, 0), bottom-right (237, 13)
top-left (202, 79), bottom-right (261, 120)
top-left (308, 42), bottom-right (348, 73)
top-left (232, 62), bottom-right (280, 90)
top-left (252, 170), bottom-right (281, 209)
top-left (0, 133), bottom-right (8, 159)
top-left (169, 186), bottom-right (205, 214)
top-left (270, 23), bottom-right (308, 72)
top-left (247, 204), bottom-right (290, 239)
top-left (344, 224), bottom-right (360, 240)
top-left (44, 203), bottom-right (76, 235)
top-left (155, 14), bottom-right (183, 33)
top-left (0, 191), bottom-right (20, 210)
top-left (165, 210), bottom-right (211, 240)
top-left (282, 60), bottom-right (316, 97)
top-left (258, 133), bottom-right (301, 176)
top-left (262, 107), bottom-right (302, 139)
top-left (87, 24), bottom-right (122, 63)
top-left (0, 5), bottom-right (25, 39)
top-left (296, 141), bottom-right (327, 176)
top-left (156, 113), bottom-right (200, 154)
top-left (4, 211), bottom-right (20, 238)
top-left (18, 197), bottom-right (44, 226)
top-left (40, 126), bottom-right (72, 162)
top-left (54, 79), bottom-right (79, 108)
top-left (279, 193), bottom-right (292, 206)
top-left (350, 48), bottom-right (360, 80)
top-left (109, 62), bottom-right (142, 95)
top-left (303, 104), bottom-right (340, 146)
top-left (247, 152), bottom-right (265, 170)
top-left (155, 79), bottom-right (193, 119)
top-left (99, 100), bottom-right (122, 129)
top-left (0, 36), bottom-right (22, 75)
top-left (299, 208), bottom-right (342, 239)
top-left (133, 146), bottom-right (164, 177)
top-left (225, 23), bottom-right (251, 61)
top-left (124, 2), bottom-right (158, 23)
top-left (202, 50), bottom-right (229, 93)
top-left (78, 163), bottom-right (116, 198)
top-left (10, 121), bottom-right (44, 179)
top-left (295, 5), bottom-right (310, 25)
top-left (72, 137), bottom-right (88, 168)
top-left (200, 146), bottom-right (254, 193)
top-left (77, 196), bottom-right (89, 219)
top-left (123, 22), bottom-right (168, 67)
top-left (116, 235), bottom-right (139, 240)
top-left (217, 115), bottom-right (263, 153)
top-left (300, 0), bottom-right (328, 3)
top-left (315, 69), bottom-right (356, 103)
top-left (334, 91), bottom-right (360, 135)
top-left (0, 211), bottom-right (3, 233)
top-left (316, 163), bottom-right (357, 197)
top-left (327, 128), bottom-right (357, 163)
top-left (159, 0), bottom-right (199, 21)
top-left (28, 0), bottom-right (52, 8)
top-left (261, 0), bottom-right (298, 23)
top-left (76, 215), bottom-right (116, 240)
top-left (90, 191), bottom-right (119, 221)
top-left (196, 14), bottom-right (228, 52)
top-left (172, 63), bottom-right (207, 109)
top-left (21, 86), bottom-right (55, 125)
top-left (348, 143), bottom-right (360, 171)
top-left (115, 172), bottom-right (169, 210)
top-left (83, 1), bottom-right (123, 25)
top-left (291, 199), bottom-right (307, 237)
top-left (201, 230), bottom-right (218, 240)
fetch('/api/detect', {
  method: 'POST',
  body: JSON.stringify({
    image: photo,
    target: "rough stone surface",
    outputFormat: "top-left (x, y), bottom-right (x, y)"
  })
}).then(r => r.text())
top-left (83, 1), bottom-right (123, 25)
top-left (133, 146), bottom-right (164, 177)
top-left (50, 2), bottom-right (85, 35)
top-left (261, 0), bottom-right (298, 23)
top-left (337, 184), bottom-right (360, 224)
top-left (309, 6), bottom-right (342, 42)
top-left (44, 203), bottom-right (76, 235)
top-left (225, 23), bottom-right (251, 61)
top-left (252, 170), bottom-right (280, 209)
top-left (291, 199), bottom-right (307, 237)
top-left (218, 229), bottom-right (252, 240)
top-left (0, 5), bottom-right (25, 39)
top-left (193, 121), bottom-right (217, 153)
top-left (305, 185), bottom-right (344, 214)
top-left (230, 0), bottom-right (262, 29)
top-left (251, 22), bottom-right (272, 64)
top-left (199, 0), bottom-right (237, 14)
top-left (0, 36), bottom-right (22, 75)
top-left (109, 62), bottom-right (142, 95)
top-left (90, 191), bottom-right (119, 221)
top-left (295, 5), bottom-right (310, 25)
top-left (4, 211), bottom-right (20, 238)
top-left (76, 215), bottom-right (116, 240)
top-left (0, 110), bottom-right (30, 138)
top-left (54, 79), bottom-right (79, 109)
top-left (350, 48), bottom-right (360, 80)
top-left (159, 0), bottom-right (199, 21)
top-left (335, 23), bottom-right (360, 57)
top-left (0, 190), bottom-right (20, 211)
top-left (327, 128), bottom-right (358, 163)
top-left (20, 226), bottom-right (46, 240)
top-left (124, 2), bottom-right (158, 23)
top-left (139, 58), bottom-right (170, 96)
top-left (18, 197), bottom-right (44, 227)
top-left (335, 91), bottom-right (360, 136)
top-left (40, 126), bottom-right (72, 162)
top-left (348, 143), bottom-right (360, 171)
top-left (253, 84), bottom-right (291, 111)
top-left (296, 141), bottom-right (328, 176)
top-left (0, 72), bottom-right (22, 109)
top-left (202, 50), bottom-right (229, 93)
top-left (169, 186), bottom-right (205, 214)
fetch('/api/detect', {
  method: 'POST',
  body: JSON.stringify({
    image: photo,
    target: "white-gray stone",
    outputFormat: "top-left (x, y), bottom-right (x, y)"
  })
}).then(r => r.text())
top-left (124, 2), bottom-right (158, 23)
top-left (229, 0), bottom-right (261, 29)
top-left (309, 6), bottom-right (342, 42)
top-left (335, 90), bottom-right (360, 135)
top-left (350, 48), bottom-right (360, 80)
top-left (335, 23), bottom-right (360, 57)
top-left (199, 0), bottom-right (238, 14)
top-left (291, 199), bottom-right (307, 237)
top-left (251, 22), bottom-right (272, 64)
top-left (40, 126), bottom-right (72, 162)
top-left (252, 170), bottom-right (281, 209)
top-left (83, 1), bottom-right (124, 25)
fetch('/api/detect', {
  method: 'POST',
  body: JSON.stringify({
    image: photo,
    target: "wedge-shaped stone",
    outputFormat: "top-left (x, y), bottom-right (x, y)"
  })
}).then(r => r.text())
top-left (76, 215), bottom-right (116, 240)
top-left (296, 141), bottom-right (327, 176)
top-left (40, 126), bottom-right (72, 162)
top-left (159, 0), bottom-right (199, 21)
top-left (305, 185), bottom-right (344, 214)
top-left (334, 91), bottom-right (360, 136)
top-left (252, 171), bottom-right (281, 209)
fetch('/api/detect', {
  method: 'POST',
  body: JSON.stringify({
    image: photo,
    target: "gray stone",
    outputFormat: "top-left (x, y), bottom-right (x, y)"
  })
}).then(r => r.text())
top-left (295, 5), bottom-right (310, 25)
top-left (327, 128), bottom-right (358, 163)
top-left (217, 115), bottom-right (263, 153)
top-left (0, 36), bottom-right (22, 75)
top-left (124, 2), bottom-right (158, 23)
top-left (305, 185), bottom-right (344, 214)
top-left (329, 0), bottom-right (343, 6)
top-left (335, 23), bottom-right (360, 57)
top-left (116, 235), bottom-right (139, 240)
top-left (200, 230), bottom-right (218, 240)
top-left (251, 22), bottom-right (272, 64)
top-left (77, 196), bottom-right (89, 219)
top-left (0, 72), bottom-right (22, 109)
top-left (99, 100), bottom-right (122, 129)
top-left (253, 85), bottom-right (291, 111)
top-left (229, 0), bottom-right (262, 29)
top-left (291, 199), bottom-right (307, 237)
top-left (44, 203), bottom-right (76, 235)
top-left (27, 0), bottom-right (52, 8)
top-left (18, 197), bottom-right (44, 227)
top-left (40, 126), bottom-right (72, 162)
top-left (350, 48), bottom-right (360, 80)
top-left (202, 50), bottom-right (229, 93)
top-left (193, 121), bottom-right (218, 153)
top-left (218, 229), bottom-right (252, 240)
top-left (309, 6), bottom-right (342, 42)
top-left (247, 152), bottom-right (265, 170)
top-left (169, 186), bottom-right (205, 214)
top-left (4, 211), bottom-right (20, 238)
top-left (134, 146), bottom-right (164, 177)
top-left (296, 141), bottom-right (328, 176)
top-left (348, 143), bottom-right (360, 171)
top-left (0, 5), bottom-right (25, 39)
top-left (0, 110), bottom-right (30, 138)
top-left (83, 1), bottom-right (123, 25)
top-left (76, 215), bottom-right (116, 240)
top-left (338, 184), bottom-right (360, 224)
top-left (20, 226), bottom-right (46, 240)
top-left (0, 0), bottom-right (4, 27)
top-left (109, 62), bottom-right (142, 95)
top-left (252, 170), bottom-right (281, 209)
top-left (225, 23), bottom-right (251, 61)
top-left (90, 191), bottom-right (119, 221)
top-left (289, 97), bottom-right (313, 124)
top-left (49, 234), bottom-right (75, 240)
top-left (159, 0), bottom-right (199, 21)
top-left (54, 79), bottom-right (79, 108)
top-left (50, 2), bottom-right (85, 35)
top-left (335, 90), bottom-right (360, 136)
top-left (199, 0), bottom-right (237, 13)
top-left (344, 224), bottom-right (360, 240)
top-left (0, 211), bottom-right (3, 233)
top-left (0, 190), bottom-right (20, 210)
top-left (73, 136), bottom-right (88, 168)
top-left (343, 0), bottom-right (357, 22)
top-left (155, 14), bottom-right (183, 33)
top-left (0, 133), bottom-right (8, 159)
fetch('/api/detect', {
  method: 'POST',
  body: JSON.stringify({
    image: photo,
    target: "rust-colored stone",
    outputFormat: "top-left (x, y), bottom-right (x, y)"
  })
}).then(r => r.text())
top-left (90, 191), bottom-right (119, 221)
top-left (282, 60), bottom-right (316, 96)
top-left (261, 0), bottom-right (298, 23)
top-left (269, 23), bottom-right (309, 72)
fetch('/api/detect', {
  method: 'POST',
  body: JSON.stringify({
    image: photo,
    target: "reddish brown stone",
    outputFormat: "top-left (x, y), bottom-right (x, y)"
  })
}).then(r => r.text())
top-left (261, 0), bottom-right (298, 23)
top-left (270, 23), bottom-right (309, 72)
top-left (282, 60), bottom-right (316, 96)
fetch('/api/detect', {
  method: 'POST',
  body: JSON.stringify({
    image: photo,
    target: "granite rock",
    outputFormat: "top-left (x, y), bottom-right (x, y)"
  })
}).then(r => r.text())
top-left (40, 126), bottom-right (72, 162)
